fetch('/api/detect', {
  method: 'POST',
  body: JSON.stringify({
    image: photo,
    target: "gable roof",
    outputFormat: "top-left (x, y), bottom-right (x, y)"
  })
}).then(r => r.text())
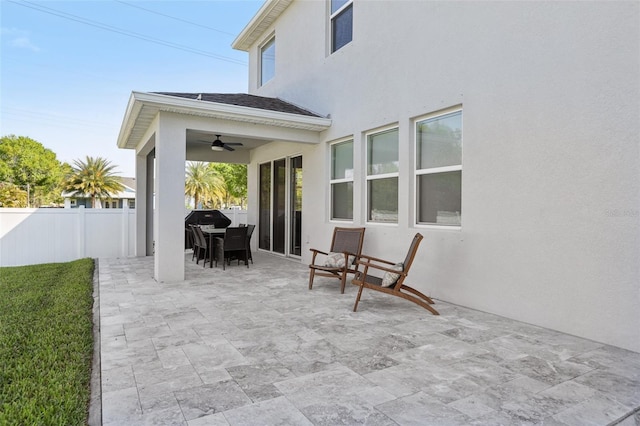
top-left (119, 177), bottom-right (136, 191)
top-left (153, 92), bottom-right (320, 117)
top-left (117, 91), bottom-right (331, 150)
top-left (232, 0), bottom-right (293, 51)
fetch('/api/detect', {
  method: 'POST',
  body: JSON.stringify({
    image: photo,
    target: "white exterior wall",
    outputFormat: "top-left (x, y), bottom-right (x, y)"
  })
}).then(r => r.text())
top-left (243, 1), bottom-right (640, 352)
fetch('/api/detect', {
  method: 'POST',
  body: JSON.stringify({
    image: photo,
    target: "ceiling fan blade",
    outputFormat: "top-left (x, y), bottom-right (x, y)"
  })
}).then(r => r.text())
top-left (223, 145), bottom-right (235, 151)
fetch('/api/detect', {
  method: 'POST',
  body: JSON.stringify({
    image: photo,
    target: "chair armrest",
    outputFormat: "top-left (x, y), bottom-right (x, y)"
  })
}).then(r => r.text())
top-left (356, 254), bottom-right (395, 266)
top-left (356, 260), bottom-right (407, 275)
top-left (309, 248), bottom-right (329, 265)
top-left (309, 248), bottom-right (329, 256)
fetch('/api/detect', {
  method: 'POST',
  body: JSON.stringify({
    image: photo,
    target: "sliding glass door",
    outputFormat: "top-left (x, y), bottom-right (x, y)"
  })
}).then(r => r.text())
top-left (290, 156), bottom-right (302, 256)
top-left (259, 163), bottom-right (271, 251)
top-left (273, 159), bottom-right (286, 254)
top-left (258, 155), bottom-right (302, 257)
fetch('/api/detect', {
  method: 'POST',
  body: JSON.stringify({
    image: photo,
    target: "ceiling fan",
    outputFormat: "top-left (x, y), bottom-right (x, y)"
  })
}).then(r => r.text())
top-left (199, 135), bottom-right (243, 152)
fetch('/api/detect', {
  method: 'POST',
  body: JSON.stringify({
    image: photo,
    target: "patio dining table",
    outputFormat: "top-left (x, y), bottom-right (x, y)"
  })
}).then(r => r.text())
top-left (201, 226), bottom-right (226, 268)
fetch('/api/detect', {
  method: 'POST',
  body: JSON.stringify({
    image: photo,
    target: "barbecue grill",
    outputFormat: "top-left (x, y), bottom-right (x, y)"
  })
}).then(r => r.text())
top-left (185, 210), bottom-right (231, 249)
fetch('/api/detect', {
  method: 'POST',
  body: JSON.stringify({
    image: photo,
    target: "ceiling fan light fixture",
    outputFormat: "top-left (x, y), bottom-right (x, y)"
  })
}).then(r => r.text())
top-left (201, 134), bottom-right (241, 152)
top-left (211, 134), bottom-right (224, 151)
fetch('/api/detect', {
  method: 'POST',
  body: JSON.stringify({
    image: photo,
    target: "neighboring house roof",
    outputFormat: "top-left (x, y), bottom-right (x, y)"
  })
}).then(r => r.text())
top-left (232, 0), bottom-right (292, 51)
top-left (62, 177), bottom-right (135, 199)
top-left (153, 92), bottom-right (320, 117)
top-left (117, 91), bottom-right (331, 150)
top-left (119, 177), bottom-right (136, 192)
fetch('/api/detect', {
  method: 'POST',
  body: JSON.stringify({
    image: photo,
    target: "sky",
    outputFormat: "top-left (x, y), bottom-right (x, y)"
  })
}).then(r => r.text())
top-left (0, 0), bottom-right (264, 177)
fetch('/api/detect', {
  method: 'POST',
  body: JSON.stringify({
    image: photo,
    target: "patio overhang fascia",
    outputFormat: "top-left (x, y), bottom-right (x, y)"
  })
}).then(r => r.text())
top-left (232, 0), bottom-right (292, 52)
top-left (117, 91), bottom-right (331, 150)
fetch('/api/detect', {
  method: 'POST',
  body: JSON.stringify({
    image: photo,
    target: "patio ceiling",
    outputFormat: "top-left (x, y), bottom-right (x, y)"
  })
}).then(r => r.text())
top-left (117, 91), bottom-right (331, 152)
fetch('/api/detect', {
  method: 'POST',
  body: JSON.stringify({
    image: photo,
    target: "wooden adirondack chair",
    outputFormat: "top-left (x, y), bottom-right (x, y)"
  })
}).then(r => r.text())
top-left (308, 227), bottom-right (366, 293)
top-left (351, 233), bottom-right (439, 315)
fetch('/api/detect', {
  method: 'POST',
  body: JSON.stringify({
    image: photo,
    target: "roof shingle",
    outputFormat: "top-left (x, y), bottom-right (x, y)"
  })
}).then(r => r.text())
top-left (152, 92), bottom-right (322, 118)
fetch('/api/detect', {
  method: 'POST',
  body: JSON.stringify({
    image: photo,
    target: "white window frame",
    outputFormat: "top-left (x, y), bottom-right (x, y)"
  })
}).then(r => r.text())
top-left (365, 125), bottom-right (399, 225)
top-left (259, 34), bottom-right (275, 87)
top-left (330, 0), bottom-right (353, 53)
top-left (329, 137), bottom-right (354, 222)
top-left (414, 107), bottom-right (463, 229)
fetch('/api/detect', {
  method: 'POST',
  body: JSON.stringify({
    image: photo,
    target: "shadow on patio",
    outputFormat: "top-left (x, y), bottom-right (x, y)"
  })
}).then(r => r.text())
top-left (97, 252), bottom-right (640, 425)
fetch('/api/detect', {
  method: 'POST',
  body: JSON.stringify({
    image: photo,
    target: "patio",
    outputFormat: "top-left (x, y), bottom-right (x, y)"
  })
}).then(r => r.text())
top-left (97, 252), bottom-right (640, 425)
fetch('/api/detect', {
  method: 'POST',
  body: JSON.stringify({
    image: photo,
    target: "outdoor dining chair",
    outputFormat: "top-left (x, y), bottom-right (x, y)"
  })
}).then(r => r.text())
top-left (308, 227), bottom-right (366, 293)
top-left (190, 225), bottom-right (200, 262)
top-left (245, 224), bottom-right (255, 264)
top-left (192, 225), bottom-right (213, 267)
top-left (214, 226), bottom-right (249, 270)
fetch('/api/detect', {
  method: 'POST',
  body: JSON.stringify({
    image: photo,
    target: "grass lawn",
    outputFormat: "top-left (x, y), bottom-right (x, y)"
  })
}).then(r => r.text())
top-left (0, 258), bottom-right (95, 425)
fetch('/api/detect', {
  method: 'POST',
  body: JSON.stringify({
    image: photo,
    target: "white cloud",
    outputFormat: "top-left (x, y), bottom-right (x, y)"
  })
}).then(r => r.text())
top-left (1, 28), bottom-right (40, 52)
top-left (9, 36), bottom-right (40, 52)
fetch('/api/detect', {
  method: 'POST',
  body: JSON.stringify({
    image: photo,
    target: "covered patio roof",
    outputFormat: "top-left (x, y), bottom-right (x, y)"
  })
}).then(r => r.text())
top-left (115, 91), bottom-right (331, 282)
top-left (117, 91), bottom-right (331, 152)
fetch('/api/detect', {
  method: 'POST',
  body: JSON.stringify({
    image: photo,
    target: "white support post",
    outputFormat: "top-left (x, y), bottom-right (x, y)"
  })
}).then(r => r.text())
top-left (154, 113), bottom-right (186, 282)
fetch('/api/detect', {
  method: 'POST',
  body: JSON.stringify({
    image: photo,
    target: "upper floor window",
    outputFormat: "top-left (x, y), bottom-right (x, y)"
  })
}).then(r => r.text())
top-left (331, 0), bottom-right (353, 53)
top-left (260, 36), bottom-right (275, 86)
top-left (367, 127), bottom-right (398, 223)
top-left (330, 139), bottom-right (354, 220)
top-left (415, 109), bottom-right (462, 226)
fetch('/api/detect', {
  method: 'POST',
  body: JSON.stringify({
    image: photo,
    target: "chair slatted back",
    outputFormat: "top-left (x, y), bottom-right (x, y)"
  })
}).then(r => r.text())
top-left (402, 233), bottom-right (424, 273)
top-left (246, 224), bottom-right (256, 241)
top-left (193, 225), bottom-right (207, 248)
top-left (331, 227), bottom-right (366, 259)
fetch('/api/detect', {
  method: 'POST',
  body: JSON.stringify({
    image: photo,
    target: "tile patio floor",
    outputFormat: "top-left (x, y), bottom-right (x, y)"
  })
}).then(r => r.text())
top-left (97, 252), bottom-right (640, 426)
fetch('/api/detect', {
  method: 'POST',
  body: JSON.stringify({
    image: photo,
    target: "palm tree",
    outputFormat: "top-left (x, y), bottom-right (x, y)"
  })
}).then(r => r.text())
top-left (185, 162), bottom-right (220, 209)
top-left (63, 156), bottom-right (124, 208)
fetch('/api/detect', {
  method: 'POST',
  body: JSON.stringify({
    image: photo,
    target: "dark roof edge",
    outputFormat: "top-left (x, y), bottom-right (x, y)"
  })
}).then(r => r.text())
top-left (150, 92), bottom-right (325, 118)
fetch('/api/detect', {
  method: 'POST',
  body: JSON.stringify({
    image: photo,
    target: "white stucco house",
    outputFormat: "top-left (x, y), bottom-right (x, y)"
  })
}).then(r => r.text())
top-left (116, 0), bottom-right (640, 353)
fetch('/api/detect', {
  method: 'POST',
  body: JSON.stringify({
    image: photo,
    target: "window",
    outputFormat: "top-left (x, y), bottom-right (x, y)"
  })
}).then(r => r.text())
top-left (415, 109), bottom-right (462, 226)
top-left (330, 139), bottom-right (354, 220)
top-left (367, 128), bottom-right (398, 223)
top-left (260, 36), bottom-right (275, 85)
top-left (330, 0), bottom-right (352, 53)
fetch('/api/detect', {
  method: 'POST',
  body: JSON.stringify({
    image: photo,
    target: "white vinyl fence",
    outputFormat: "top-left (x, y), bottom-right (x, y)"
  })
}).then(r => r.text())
top-left (0, 207), bottom-right (247, 267)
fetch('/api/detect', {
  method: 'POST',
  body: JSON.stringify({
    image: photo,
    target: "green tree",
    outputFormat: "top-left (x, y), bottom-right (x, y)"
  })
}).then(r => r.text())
top-left (0, 135), bottom-right (64, 206)
top-left (62, 156), bottom-right (124, 208)
top-left (209, 163), bottom-right (247, 208)
top-left (47, 162), bottom-right (73, 206)
top-left (185, 162), bottom-right (219, 209)
top-left (0, 182), bottom-right (28, 207)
